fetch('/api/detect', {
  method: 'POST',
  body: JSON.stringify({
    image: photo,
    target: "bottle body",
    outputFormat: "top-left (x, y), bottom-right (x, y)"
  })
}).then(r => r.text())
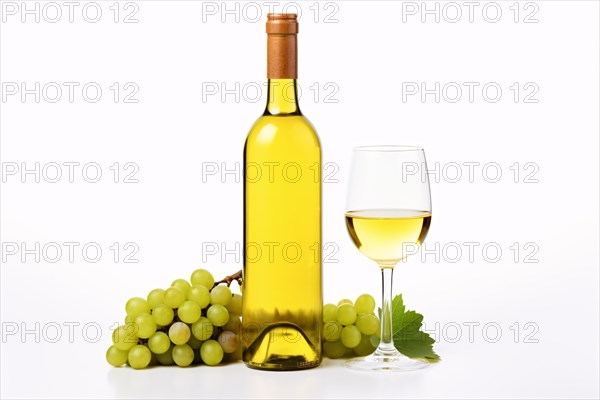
top-left (242, 82), bottom-right (322, 370)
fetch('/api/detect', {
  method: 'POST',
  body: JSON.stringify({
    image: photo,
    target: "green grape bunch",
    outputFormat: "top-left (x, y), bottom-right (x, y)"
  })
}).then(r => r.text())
top-left (106, 268), bottom-right (243, 369)
top-left (107, 267), bottom-right (432, 368)
top-left (322, 294), bottom-right (381, 359)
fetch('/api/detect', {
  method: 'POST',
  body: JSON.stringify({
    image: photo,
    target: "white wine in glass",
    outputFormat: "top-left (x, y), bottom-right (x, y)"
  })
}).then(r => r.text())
top-left (345, 146), bottom-right (432, 371)
top-left (346, 209), bottom-right (431, 265)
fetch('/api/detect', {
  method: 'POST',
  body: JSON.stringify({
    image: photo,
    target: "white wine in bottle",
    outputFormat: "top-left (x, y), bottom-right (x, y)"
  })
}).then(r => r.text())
top-left (242, 14), bottom-right (322, 370)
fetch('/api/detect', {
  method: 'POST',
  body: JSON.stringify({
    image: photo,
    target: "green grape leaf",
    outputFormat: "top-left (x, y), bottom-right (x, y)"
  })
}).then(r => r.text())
top-left (386, 294), bottom-right (440, 363)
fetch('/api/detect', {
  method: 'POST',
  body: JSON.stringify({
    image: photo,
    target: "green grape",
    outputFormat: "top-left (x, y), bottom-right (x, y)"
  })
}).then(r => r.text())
top-left (337, 304), bottom-right (357, 326)
top-left (354, 294), bottom-right (376, 314)
top-left (230, 343), bottom-right (244, 361)
top-left (172, 344), bottom-right (195, 367)
top-left (353, 334), bottom-right (377, 356)
top-left (207, 304), bottom-right (229, 327)
top-left (149, 352), bottom-right (159, 366)
top-left (224, 343), bottom-right (243, 362)
top-left (152, 304), bottom-right (174, 326)
top-left (112, 324), bottom-right (138, 351)
top-left (193, 348), bottom-right (203, 364)
top-left (147, 289), bottom-right (165, 310)
top-left (128, 345), bottom-right (152, 369)
top-left (147, 332), bottom-right (170, 354)
top-left (155, 344), bottom-right (175, 365)
top-left (200, 340), bottom-right (224, 366)
top-left (337, 299), bottom-right (353, 306)
top-left (134, 314), bottom-right (157, 339)
top-left (191, 268), bottom-right (215, 289)
top-left (210, 285), bottom-right (231, 306)
top-left (222, 315), bottom-right (241, 333)
top-left (355, 313), bottom-right (380, 335)
top-left (191, 317), bottom-right (214, 341)
top-left (169, 322), bottom-right (191, 345)
top-left (187, 334), bottom-right (202, 350)
top-left (172, 279), bottom-right (192, 296)
top-left (106, 345), bottom-right (128, 367)
top-left (217, 331), bottom-right (238, 353)
top-left (323, 303), bottom-right (338, 322)
top-left (126, 297), bottom-right (150, 317)
top-left (323, 341), bottom-right (347, 359)
top-left (124, 314), bottom-right (134, 324)
top-left (164, 286), bottom-right (186, 309)
top-left (323, 321), bottom-right (343, 342)
top-left (226, 294), bottom-right (242, 316)
top-left (178, 301), bottom-right (201, 324)
top-left (370, 334), bottom-right (380, 348)
top-left (341, 325), bottom-right (361, 348)
top-left (372, 325), bottom-right (381, 339)
top-left (188, 285), bottom-right (211, 308)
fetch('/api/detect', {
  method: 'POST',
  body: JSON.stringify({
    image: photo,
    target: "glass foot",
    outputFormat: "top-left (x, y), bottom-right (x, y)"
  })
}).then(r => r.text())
top-left (345, 350), bottom-right (430, 372)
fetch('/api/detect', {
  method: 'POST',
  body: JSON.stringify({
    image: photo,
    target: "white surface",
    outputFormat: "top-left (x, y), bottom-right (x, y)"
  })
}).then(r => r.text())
top-left (1, 1), bottom-right (599, 399)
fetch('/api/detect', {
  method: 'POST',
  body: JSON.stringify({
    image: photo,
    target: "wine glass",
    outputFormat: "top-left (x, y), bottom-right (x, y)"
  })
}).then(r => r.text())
top-left (344, 145), bottom-right (432, 371)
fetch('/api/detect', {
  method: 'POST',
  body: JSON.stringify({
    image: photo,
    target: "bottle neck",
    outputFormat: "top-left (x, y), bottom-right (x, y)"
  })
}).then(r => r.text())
top-left (265, 22), bottom-right (298, 116)
top-left (264, 79), bottom-right (301, 115)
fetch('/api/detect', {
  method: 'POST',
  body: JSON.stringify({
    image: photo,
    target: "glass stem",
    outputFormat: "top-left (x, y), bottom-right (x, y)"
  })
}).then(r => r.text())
top-left (377, 266), bottom-right (398, 355)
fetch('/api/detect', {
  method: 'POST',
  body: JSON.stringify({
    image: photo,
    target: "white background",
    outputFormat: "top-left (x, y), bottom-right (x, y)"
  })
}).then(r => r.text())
top-left (1, 1), bottom-right (599, 398)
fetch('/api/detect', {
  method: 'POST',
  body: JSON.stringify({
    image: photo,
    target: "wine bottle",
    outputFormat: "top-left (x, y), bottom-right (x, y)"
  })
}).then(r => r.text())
top-left (242, 13), bottom-right (322, 370)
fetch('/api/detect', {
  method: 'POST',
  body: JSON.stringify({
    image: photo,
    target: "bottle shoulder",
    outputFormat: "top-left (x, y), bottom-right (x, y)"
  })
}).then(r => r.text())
top-left (245, 114), bottom-right (320, 148)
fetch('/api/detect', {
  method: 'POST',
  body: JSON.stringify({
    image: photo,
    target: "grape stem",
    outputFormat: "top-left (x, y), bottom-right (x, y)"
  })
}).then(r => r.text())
top-left (213, 270), bottom-right (242, 288)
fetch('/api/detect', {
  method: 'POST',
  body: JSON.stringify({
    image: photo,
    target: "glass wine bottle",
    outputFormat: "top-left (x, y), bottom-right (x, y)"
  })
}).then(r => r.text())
top-left (242, 14), bottom-right (322, 370)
